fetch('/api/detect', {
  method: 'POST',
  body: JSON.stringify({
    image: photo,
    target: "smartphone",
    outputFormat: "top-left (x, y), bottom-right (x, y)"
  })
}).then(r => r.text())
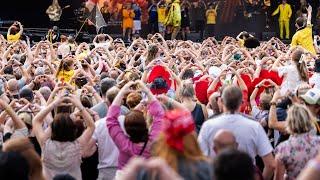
top-left (141, 91), bottom-right (148, 104)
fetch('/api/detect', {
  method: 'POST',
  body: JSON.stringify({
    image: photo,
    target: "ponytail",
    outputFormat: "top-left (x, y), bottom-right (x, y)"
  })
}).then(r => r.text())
top-left (55, 60), bottom-right (64, 78)
top-left (297, 60), bottom-right (309, 82)
top-left (292, 49), bottom-right (309, 82)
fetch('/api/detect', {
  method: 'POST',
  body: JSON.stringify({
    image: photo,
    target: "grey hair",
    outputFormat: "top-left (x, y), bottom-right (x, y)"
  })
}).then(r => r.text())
top-left (179, 82), bottom-right (195, 99)
top-left (221, 86), bottom-right (242, 113)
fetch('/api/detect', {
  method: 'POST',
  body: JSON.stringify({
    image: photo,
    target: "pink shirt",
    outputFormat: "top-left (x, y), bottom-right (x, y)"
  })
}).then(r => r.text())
top-left (106, 100), bottom-right (164, 169)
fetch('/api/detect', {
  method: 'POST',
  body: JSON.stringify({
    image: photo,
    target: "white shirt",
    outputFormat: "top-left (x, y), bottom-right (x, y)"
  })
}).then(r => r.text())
top-left (278, 65), bottom-right (303, 95)
top-left (94, 42), bottom-right (110, 49)
top-left (198, 114), bottom-right (273, 161)
top-left (57, 43), bottom-right (71, 58)
top-left (309, 73), bottom-right (320, 89)
top-left (92, 119), bottom-right (119, 169)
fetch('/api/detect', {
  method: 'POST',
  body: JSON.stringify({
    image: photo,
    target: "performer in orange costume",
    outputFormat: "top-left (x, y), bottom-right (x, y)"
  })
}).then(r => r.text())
top-left (122, 2), bottom-right (135, 41)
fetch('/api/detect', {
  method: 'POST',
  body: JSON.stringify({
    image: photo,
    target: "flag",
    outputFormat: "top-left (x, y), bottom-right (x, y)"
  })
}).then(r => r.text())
top-left (87, 2), bottom-right (107, 34)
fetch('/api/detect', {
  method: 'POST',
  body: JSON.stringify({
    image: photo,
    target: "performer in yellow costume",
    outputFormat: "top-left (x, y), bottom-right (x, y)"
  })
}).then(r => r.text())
top-left (272, 0), bottom-right (292, 39)
top-left (164, 0), bottom-right (181, 40)
top-left (291, 5), bottom-right (316, 55)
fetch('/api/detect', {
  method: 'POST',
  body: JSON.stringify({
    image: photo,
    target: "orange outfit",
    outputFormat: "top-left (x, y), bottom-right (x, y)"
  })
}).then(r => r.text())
top-left (122, 9), bottom-right (135, 29)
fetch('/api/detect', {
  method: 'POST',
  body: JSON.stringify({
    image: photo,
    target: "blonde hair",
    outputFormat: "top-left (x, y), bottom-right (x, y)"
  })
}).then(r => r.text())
top-left (153, 133), bottom-right (207, 171)
top-left (286, 104), bottom-right (315, 134)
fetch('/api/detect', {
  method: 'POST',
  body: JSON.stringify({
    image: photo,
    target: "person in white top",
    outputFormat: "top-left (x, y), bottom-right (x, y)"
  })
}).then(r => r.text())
top-left (93, 34), bottom-right (113, 49)
top-left (271, 48), bottom-right (309, 95)
top-left (198, 86), bottom-right (275, 180)
top-left (309, 59), bottom-right (320, 89)
top-left (93, 118), bottom-right (119, 180)
top-left (57, 36), bottom-right (71, 59)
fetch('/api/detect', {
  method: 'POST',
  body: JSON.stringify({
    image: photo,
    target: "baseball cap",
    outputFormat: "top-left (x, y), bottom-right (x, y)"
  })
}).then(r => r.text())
top-left (300, 88), bottom-right (320, 105)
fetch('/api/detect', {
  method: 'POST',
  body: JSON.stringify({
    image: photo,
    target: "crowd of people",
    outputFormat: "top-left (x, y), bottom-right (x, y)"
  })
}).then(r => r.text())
top-left (2, 2), bottom-right (320, 180)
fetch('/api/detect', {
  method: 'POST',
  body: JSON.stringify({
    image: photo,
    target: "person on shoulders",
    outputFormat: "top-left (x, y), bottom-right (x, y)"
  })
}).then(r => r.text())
top-left (7, 21), bottom-right (23, 43)
top-left (291, 5), bottom-right (316, 55)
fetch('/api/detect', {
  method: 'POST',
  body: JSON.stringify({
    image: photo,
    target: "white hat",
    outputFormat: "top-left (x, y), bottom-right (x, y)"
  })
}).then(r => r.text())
top-left (301, 88), bottom-right (320, 105)
top-left (208, 66), bottom-right (222, 77)
top-left (194, 70), bottom-right (203, 78)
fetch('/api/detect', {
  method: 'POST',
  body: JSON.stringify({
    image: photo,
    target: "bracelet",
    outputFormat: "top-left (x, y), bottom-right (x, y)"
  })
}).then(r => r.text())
top-left (270, 102), bottom-right (277, 106)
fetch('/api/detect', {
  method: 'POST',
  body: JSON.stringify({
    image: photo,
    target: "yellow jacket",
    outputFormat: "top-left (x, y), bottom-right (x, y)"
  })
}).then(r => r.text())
top-left (272, 3), bottom-right (292, 21)
top-left (291, 25), bottom-right (316, 55)
top-left (164, 1), bottom-right (181, 27)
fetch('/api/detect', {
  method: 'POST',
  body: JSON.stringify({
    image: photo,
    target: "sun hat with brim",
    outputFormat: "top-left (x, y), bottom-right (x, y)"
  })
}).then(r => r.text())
top-left (148, 65), bottom-right (171, 95)
top-left (301, 88), bottom-right (320, 105)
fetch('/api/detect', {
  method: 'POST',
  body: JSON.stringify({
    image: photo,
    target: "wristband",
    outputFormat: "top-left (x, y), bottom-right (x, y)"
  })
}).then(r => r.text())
top-left (270, 102), bottom-right (277, 106)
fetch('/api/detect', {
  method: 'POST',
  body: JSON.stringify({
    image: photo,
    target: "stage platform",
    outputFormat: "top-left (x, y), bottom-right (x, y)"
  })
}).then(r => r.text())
top-left (0, 12), bottom-right (292, 44)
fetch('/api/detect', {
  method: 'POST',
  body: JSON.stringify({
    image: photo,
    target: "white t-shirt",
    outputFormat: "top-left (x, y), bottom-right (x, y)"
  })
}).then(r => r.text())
top-left (278, 65), bottom-right (303, 95)
top-left (198, 114), bottom-right (273, 161)
top-left (57, 43), bottom-right (71, 58)
top-left (251, 106), bottom-right (268, 122)
top-left (92, 119), bottom-right (119, 169)
top-left (309, 73), bottom-right (320, 89)
top-left (94, 42), bottom-right (110, 49)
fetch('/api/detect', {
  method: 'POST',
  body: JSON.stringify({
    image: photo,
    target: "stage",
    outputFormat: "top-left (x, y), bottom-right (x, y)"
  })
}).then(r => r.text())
top-left (0, 0), bottom-right (308, 42)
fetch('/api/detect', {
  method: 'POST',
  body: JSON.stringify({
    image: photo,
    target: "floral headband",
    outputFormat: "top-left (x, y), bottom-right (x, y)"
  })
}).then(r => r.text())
top-left (163, 110), bottom-right (195, 152)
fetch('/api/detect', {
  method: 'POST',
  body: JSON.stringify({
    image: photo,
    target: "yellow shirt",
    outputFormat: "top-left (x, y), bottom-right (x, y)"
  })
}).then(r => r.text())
top-left (272, 3), bottom-right (292, 21)
top-left (57, 69), bottom-right (75, 83)
top-left (7, 33), bottom-right (21, 43)
top-left (291, 25), bottom-right (316, 55)
top-left (206, 9), bottom-right (217, 24)
top-left (158, 7), bottom-right (166, 24)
